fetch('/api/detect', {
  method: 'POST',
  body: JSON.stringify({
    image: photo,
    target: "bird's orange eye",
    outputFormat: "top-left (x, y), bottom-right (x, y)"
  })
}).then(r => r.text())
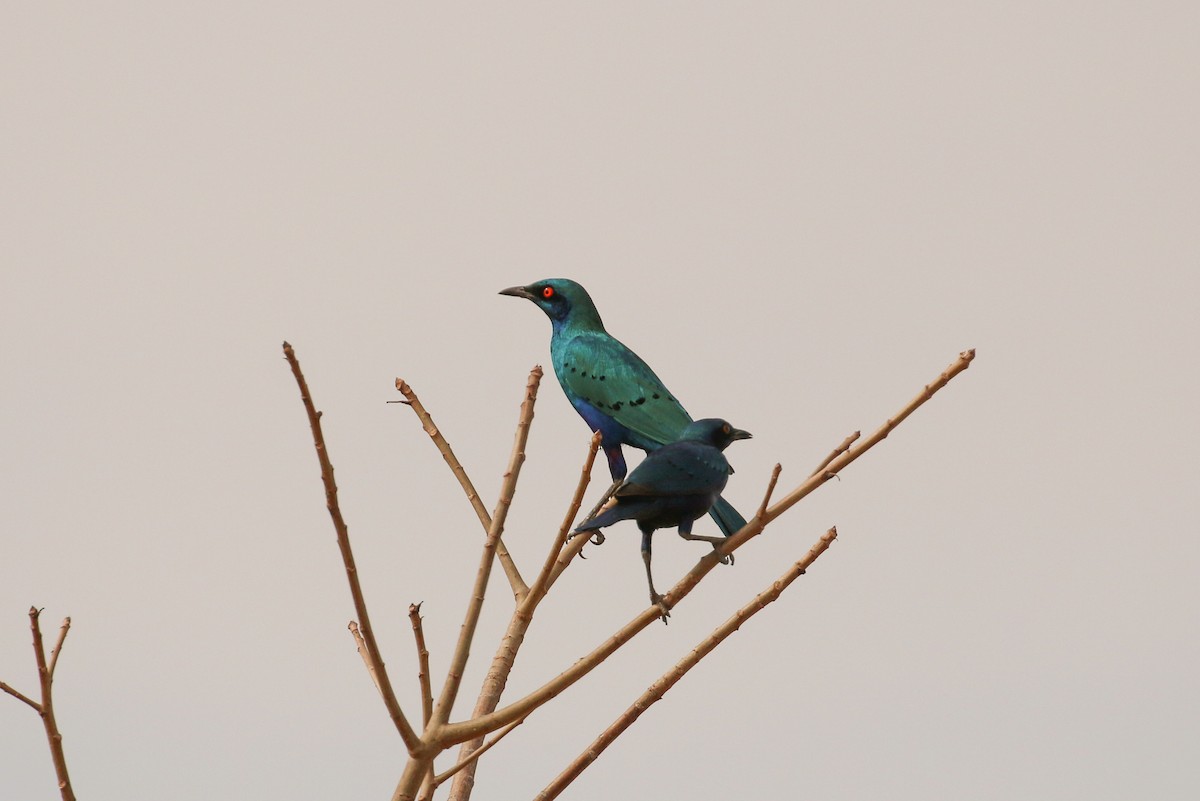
top-left (722, 423), bottom-right (731, 434)
top-left (542, 286), bottom-right (555, 299)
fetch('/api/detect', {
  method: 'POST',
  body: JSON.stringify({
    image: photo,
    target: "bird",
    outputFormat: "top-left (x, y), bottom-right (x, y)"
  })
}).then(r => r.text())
top-left (499, 278), bottom-right (748, 539)
top-left (572, 418), bottom-right (751, 620)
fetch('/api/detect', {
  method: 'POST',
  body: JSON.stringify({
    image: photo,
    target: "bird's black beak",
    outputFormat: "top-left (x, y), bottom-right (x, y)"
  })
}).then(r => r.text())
top-left (730, 428), bottom-right (752, 441)
top-left (499, 285), bottom-right (536, 301)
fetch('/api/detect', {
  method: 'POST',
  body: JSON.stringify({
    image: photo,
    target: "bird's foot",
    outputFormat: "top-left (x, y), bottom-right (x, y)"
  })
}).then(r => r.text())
top-left (567, 528), bottom-right (605, 559)
top-left (651, 593), bottom-right (671, 624)
top-left (567, 529), bottom-right (605, 546)
top-left (676, 531), bottom-right (734, 564)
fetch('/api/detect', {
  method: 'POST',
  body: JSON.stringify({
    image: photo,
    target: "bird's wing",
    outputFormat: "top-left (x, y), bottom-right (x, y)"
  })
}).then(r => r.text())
top-left (559, 331), bottom-right (692, 447)
top-left (616, 442), bottom-right (730, 498)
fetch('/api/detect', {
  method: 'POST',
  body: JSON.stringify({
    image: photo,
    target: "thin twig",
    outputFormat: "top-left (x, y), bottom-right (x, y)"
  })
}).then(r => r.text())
top-left (436, 348), bottom-right (975, 747)
top-left (20, 607), bottom-right (76, 801)
top-left (763, 349), bottom-right (976, 525)
top-left (409, 604), bottom-right (434, 729)
top-left (546, 531), bottom-right (591, 588)
top-left (433, 717), bottom-right (526, 789)
top-left (0, 680), bottom-right (40, 711)
top-left (444, 433), bottom-right (601, 801)
top-left (753, 464), bottom-right (783, 521)
top-left (46, 618), bottom-right (70, 680)
top-left (441, 472), bottom-right (774, 752)
top-left (396, 378), bottom-right (529, 600)
top-left (528, 431), bottom-right (601, 605)
top-left (439, 602), bottom-right (674, 748)
top-left (429, 367), bottom-right (542, 729)
top-left (392, 370), bottom-right (544, 801)
top-left (809, 431), bottom-right (860, 478)
top-left (416, 771), bottom-right (435, 801)
top-left (284, 342), bottom-right (421, 753)
top-left (537, 527), bottom-right (839, 800)
top-left (711, 350), bottom-right (975, 562)
top-left (348, 622), bottom-right (384, 697)
top-left (4, 610), bottom-right (76, 798)
top-left (541, 442), bottom-right (605, 587)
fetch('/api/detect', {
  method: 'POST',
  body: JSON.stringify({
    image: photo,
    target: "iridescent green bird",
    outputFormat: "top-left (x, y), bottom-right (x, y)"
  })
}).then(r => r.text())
top-left (573, 418), bottom-right (751, 620)
top-left (499, 278), bottom-right (748, 539)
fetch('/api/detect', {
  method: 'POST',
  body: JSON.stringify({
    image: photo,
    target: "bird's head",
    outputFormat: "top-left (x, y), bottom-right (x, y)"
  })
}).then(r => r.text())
top-left (499, 279), bottom-right (605, 330)
top-left (680, 418), bottom-right (753, 451)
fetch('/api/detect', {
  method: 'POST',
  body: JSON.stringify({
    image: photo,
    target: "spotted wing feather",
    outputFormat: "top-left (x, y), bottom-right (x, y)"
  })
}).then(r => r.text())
top-left (557, 331), bottom-right (693, 448)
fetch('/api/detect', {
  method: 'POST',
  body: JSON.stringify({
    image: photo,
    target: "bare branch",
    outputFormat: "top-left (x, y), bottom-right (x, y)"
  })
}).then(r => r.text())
top-left (527, 431), bottom-right (601, 605)
top-left (546, 531), bottom-right (591, 589)
top-left (26, 607), bottom-right (76, 801)
top-left (438, 348), bottom-right (975, 747)
top-left (283, 342), bottom-right (421, 753)
top-left (46, 617), bottom-right (70, 680)
top-left (753, 463), bottom-right (783, 522)
top-left (416, 773), bottom-right (435, 801)
top-left (444, 619), bottom-right (525, 801)
top-left (416, 770), bottom-right (437, 801)
top-left (408, 604), bottom-right (434, 729)
top-left (430, 367), bottom-right (542, 728)
top-left (0, 680), bottom-right (40, 711)
top-left (396, 378), bottom-right (529, 600)
top-left (537, 527), bottom-right (839, 800)
top-left (540, 440), bottom-right (606, 589)
top-left (763, 349), bottom-right (977, 525)
top-left (4, 609), bottom-right (76, 799)
top-left (712, 350), bottom-right (976, 562)
top-left (434, 717), bottom-right (526, 789)
top-left (393, 754), bottom-right (437, 801)
top-left (348, 622), bottom-right (384, 697)
top-left (809, 431), bottom-right (860, 478)
top-left (440, 472), bottom-right (773, 753)
top-left (444, 433), bottom-right (601, 801)
top-left (440, 605), bottom-right (666, 748)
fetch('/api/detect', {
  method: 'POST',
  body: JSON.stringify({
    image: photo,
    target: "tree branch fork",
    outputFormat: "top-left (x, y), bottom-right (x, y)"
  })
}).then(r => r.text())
top-left (1, 607), bottom-right (77, 801)
top-left (279, 342), bottom-right (975, 801)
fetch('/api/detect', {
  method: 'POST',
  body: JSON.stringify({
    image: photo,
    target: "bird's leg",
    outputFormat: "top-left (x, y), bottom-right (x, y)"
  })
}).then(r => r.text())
top-left (576, 443), bottom-right (629, 546)
top-left (641, 529), bottom-right (670, 623)
top-left (574, 478), bottom-right (622, 545)
top-left (677, 519), bottom-right (734, 565)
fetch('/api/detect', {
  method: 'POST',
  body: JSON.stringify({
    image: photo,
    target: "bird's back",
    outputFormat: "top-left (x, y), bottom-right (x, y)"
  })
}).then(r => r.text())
top-left (617, 439), bottom-right (732, 500)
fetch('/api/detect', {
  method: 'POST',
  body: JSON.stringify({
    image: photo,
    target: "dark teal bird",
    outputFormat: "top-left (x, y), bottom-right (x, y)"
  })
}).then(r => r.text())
top-left (573, 418), bottom-right (751, 620)
top-left (499, 278), bottom-right (748, 539)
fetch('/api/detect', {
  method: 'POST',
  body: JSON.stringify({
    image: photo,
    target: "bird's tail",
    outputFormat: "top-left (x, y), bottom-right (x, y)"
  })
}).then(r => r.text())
top-left (708, 495), bottom-right (747, 538)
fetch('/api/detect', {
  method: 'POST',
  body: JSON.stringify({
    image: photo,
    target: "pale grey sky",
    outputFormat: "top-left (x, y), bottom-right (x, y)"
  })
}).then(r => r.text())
top-left (2, 4), bottom-right (1197, 800)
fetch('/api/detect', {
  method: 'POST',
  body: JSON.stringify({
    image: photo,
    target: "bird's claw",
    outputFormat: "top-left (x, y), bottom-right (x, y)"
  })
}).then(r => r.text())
top-left (716, 550), bottom-right (735, 566)
top-left (566, 529), bottom-right (590, 558)
top-left (567, 529), bottom-right (605, 547)
top-left (651, 593), bottom-right (671, 624)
